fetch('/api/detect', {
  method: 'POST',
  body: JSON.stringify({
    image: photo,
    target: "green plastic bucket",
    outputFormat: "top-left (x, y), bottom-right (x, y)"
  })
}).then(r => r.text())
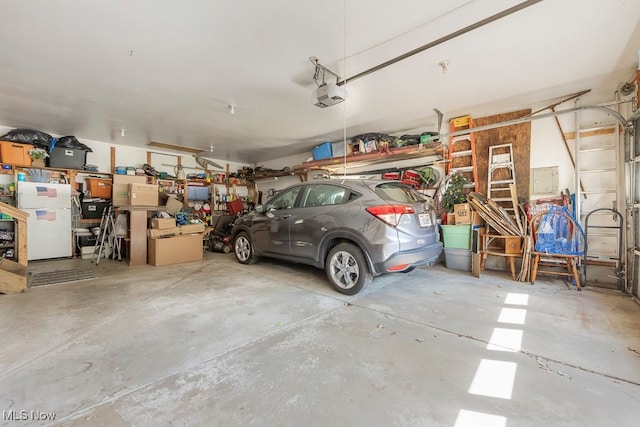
top-left (440, 224), bottom-right (471, 249)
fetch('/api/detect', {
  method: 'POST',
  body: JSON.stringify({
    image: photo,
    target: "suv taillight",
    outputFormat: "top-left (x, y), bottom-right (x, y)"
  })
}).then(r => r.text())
top-left (366, 205), bottom-right (415, 227)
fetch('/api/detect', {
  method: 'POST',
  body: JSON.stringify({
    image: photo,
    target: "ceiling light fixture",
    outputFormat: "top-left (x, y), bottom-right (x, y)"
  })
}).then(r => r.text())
top-left (228, 104), bottom-right (235, 115)
top-left (120, 128), bottom-right (126, 137)
top-left (438, 60), bottom-right (451, 75)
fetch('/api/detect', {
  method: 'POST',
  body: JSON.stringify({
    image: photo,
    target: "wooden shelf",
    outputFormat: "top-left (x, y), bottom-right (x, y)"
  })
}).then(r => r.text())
top-left (294, 144), bottom-right (445, 171)
top-left (73, 170), bottom-right (113, 176)
top-left (249, 170), bottom-right (306, 181)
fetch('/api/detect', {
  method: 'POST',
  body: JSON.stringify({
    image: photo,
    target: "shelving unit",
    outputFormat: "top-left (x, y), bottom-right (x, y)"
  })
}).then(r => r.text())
top-left (294, 144), bottom-right (445, 173)
top-left (0, 201), bottom-right (27, 267)
top-left (0, 239), bottom-right (15, 257)
top-left (0, 172), bottom-right (17, 261)
top-left (289, 144), bottom-right (446, 195)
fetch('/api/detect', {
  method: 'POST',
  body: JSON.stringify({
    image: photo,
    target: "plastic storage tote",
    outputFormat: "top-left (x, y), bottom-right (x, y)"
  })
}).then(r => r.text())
top-left (440, 224), bottom-right (471, 249)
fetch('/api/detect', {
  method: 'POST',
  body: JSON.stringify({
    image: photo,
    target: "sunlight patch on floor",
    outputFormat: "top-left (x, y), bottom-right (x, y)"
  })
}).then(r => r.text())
top-left (468, 359), bottom-right (517, 399)
top-left (504, 293), bottom-right (529, 306)
top-left (487, 327), bottom-right (523, 352)
top-left (497, 307), bottom-right (527, 325)
top-left (454, 409), bottom-right (507, 427)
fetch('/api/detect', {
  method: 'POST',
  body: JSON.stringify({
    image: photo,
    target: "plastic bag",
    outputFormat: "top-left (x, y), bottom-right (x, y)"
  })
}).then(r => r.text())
top-left (114, 214), bottom-right (127, 238)
top-left (53, 135), bottom-right (93, 152)
top-left (0, 128), bottom-right (52, 149)
top-left (535, 205), bottom-right (585, 255)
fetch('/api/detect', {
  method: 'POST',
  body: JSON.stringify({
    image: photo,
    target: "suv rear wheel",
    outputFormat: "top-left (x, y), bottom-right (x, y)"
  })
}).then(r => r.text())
top-left (234, 232), bottom-right (259, 264)
top-left (326, 243), bottom-right (372, 295)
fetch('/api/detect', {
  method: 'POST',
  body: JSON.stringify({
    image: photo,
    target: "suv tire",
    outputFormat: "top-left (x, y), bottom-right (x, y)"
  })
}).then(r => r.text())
top-left (234, 232), bottom-right (259, 265)
top-left (326, 243), bottom-right (372, 295)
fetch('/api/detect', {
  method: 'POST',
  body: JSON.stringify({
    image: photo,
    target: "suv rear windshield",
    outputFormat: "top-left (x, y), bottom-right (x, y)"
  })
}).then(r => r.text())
top-left (375, 182), bottom-right (426, 203)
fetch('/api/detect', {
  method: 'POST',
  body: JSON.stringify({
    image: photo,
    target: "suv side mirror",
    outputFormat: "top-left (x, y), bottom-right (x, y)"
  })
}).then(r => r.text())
top-left (255, 205), bottom-right (265, 213)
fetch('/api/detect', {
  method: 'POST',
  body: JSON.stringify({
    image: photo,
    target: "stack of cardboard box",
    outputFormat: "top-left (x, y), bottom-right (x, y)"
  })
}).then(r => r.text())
top-left (147, 218), bottom-right (205, 266)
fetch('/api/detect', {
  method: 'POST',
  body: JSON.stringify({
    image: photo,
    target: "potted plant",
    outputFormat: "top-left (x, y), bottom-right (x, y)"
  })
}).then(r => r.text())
top-left (440, 172), bottom-right (470, 216)
top-left (28, 148), bottom-right (48, 168)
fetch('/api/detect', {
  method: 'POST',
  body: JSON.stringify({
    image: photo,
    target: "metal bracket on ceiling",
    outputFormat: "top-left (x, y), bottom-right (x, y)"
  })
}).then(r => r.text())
top-left (309, 56), bottom-right (342, 86)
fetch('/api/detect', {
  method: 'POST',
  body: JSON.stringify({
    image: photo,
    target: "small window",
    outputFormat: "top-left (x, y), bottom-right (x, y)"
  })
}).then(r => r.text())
top-left (266, 186), bottom-right (301, 210)
top-left (301, 184), bottom-right (348, 208)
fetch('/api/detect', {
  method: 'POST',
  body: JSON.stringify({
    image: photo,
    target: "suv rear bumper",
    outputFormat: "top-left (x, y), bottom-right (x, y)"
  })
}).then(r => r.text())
top-left (375, 241), bottom-right (443, 273)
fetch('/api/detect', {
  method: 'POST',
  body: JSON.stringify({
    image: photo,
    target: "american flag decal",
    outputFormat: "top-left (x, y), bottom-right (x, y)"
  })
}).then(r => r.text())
top-left (35, 186), bottom-right (58, 198)
top-left (35, 210), bottom-right (57, 221)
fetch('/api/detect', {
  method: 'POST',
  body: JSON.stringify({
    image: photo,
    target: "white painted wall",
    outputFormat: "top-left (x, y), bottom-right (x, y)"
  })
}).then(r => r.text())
top-left (530, 117), bottom-right (576, 199)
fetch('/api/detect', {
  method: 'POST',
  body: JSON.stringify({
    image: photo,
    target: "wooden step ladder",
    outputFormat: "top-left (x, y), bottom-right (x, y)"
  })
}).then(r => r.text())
top-left (488, 143), bottom-right (517, 214)
top-left (448, 115), bottom-right (478, 191)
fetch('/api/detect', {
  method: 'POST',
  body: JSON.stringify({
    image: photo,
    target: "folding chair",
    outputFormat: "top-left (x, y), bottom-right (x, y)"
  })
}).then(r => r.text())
top-left (529, 206), bottom-right (585, 290)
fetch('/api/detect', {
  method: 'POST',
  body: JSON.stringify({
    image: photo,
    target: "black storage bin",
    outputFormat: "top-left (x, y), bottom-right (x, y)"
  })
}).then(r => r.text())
top-left (81, 201), bottom-right (109, 219)
top-left (49, 147), bottom-right (87, 169)
top-left (78, 235), bottom-right (98, 247)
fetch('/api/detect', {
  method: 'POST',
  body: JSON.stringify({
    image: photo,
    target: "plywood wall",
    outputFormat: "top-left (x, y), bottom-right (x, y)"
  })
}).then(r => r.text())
top-left (474, 109), bottom-right (531, 201)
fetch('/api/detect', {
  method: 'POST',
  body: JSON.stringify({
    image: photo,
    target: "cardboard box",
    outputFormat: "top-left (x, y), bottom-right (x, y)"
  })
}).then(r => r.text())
top-left (164, 197), bottom-right (184, 214)
top-left (152, 218), bottom-right (176, 229)
top-left (179, 223), bottom-right (206, 234)
top-left (148, 222), bottom-right (205, 238)
top-left (148, 227), bottom-right (180, 238)
top-left (129, 183), bottom-right (158, 206)
top-left (112, 175), bottom-right (147, 206)
top-left (148, 233), bottom-right (203, 266)
top-left (454, 203), bottom-right (484, 226)
top-left (454, 203), bottom-right (471, 224)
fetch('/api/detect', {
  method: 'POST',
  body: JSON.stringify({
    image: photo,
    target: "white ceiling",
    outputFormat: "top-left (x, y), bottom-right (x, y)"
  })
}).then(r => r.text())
top-left (0, 0), bottom-right (638, 164)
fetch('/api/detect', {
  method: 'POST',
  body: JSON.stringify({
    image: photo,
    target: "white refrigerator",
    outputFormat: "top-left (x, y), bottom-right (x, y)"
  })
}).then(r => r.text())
top-left (17, 182), bottom-right (73, 260)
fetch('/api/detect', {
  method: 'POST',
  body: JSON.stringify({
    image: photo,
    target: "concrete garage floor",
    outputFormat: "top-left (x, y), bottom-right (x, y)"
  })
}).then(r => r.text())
top-left (1, 254), bottom-right (640, 426)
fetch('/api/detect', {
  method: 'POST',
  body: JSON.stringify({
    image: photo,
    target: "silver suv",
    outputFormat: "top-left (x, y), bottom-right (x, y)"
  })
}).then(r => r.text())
top-left (232, 180), bottom-right (442, 295)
